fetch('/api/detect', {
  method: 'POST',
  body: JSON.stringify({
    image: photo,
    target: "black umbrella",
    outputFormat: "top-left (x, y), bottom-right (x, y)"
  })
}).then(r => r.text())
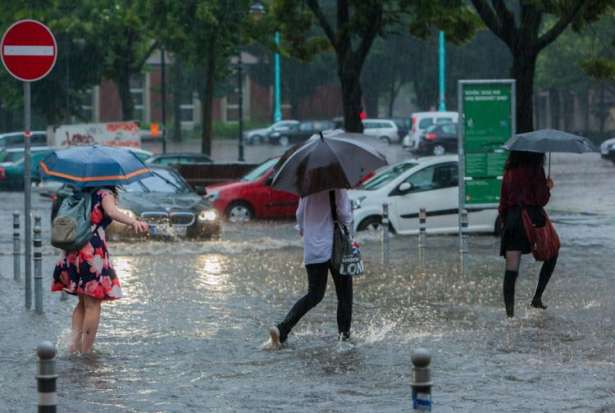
top-left (504, 129), bottom-right (597, 175)
top-left (271, 131), bottom-right (387, 197)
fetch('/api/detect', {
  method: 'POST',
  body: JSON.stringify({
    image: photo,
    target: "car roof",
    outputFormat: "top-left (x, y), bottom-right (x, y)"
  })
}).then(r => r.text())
top-left (151, 152), bottom-right (210, 157)
top-left (414, 154), bottom-right (458, 164)
top-left (412, 111), bottom-right (458, 117)
top-left (363, 118), bottom-right (395, 123)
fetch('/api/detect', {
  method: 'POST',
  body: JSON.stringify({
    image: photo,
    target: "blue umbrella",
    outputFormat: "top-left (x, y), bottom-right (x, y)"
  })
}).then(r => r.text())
top-left (39, 145), bottom-right (153, 188)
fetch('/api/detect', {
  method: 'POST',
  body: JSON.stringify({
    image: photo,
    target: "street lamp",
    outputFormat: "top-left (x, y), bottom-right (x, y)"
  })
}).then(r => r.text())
top-left (237, 1), bottom-right (265, 162)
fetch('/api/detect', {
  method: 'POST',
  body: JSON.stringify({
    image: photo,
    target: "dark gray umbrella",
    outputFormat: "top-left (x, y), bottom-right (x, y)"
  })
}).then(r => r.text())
top-left (271, 131), bottom-right (387, 197)
top-left (504, 129), bottom-right (597, 153)
top-left (504, 129), bottom-right (597, 175)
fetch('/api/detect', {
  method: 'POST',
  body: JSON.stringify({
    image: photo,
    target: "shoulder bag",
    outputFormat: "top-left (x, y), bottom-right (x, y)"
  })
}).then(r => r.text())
top-left (329, 191), bottom-right (364, 276)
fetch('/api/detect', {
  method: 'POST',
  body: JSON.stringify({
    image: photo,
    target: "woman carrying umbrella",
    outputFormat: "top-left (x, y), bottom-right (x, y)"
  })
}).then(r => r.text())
top-left (267, 132), bottom-right (387, 347)
top-left (500, 129), bottom-right (596, 317)
top-left (499, 151), bottom-right (556, 317)
top-left (42, 146), bottom-right (150, 353)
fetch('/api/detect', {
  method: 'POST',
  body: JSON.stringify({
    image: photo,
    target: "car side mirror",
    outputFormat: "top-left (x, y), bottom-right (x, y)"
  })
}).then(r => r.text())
top-left (265, 175), bottom-right (274, 186)
top-left (398, 182), bottom-right (413, 193)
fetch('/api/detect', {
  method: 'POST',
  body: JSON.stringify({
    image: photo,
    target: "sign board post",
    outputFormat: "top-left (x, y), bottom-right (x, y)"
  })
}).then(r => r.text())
top-left (1, 20), bottom-right (57, 309)
top-left (457, 80), bottom-right (516, 253)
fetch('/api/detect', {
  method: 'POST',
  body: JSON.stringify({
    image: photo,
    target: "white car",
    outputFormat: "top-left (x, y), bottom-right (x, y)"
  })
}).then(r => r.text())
top-left (244, 120), bottom-right (299, 145)
top-left (402, 111), bottom-right (458, 150)
top-left (600, 137), bottom-right (615, 158)
top-left (362, 119), bottom-right (399, 144)
top-left (349, 155), bottom-right (499, 235)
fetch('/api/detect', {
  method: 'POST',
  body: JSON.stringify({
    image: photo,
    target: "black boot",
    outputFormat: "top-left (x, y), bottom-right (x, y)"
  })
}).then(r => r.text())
top-left (532, 256), bottom-right (557, 310)
top-left (503, 270), bottom-right (518, 318)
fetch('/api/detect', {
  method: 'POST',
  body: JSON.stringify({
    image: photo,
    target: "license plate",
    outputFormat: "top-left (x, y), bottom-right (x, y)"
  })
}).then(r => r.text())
top-left (173, 226), bottom-right (187, 237)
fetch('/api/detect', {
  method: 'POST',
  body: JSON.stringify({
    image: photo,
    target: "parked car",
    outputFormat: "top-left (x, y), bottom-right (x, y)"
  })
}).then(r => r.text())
top-left (402, 111), bottom-right (458, 150)
top-left (600, 137), bottom-right (615, 159)
top-left (0, 147), bottom-right (54, 190)
top-left (0, 131), bottom-right (47, 149)
top-left (269, 120), bottom-right (335, 146)
top-left (244, 120), bottom-right (300, 145)
top-left (414, 123), bottom-right (458, 156)
top-left (128, 148), bottom-right (154, 163)
top-left (146, 152), bottom-right (212, 167)
top-left (205, 158), bottom-right (299, 222)
top-left (349, 155), bottom-right (499, 235)
top-left (362, 119), bottom-right (399, 144)
top-left (105, 166), bottom-right (220, 240)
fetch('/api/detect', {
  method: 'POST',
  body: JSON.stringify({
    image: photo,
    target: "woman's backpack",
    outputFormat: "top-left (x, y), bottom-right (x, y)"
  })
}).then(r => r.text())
top-left (51, 187), bottom-right (95, 252)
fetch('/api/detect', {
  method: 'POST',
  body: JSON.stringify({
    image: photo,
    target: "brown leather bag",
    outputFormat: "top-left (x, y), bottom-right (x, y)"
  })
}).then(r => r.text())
top-left (521, 208), bottom-right (560, 261)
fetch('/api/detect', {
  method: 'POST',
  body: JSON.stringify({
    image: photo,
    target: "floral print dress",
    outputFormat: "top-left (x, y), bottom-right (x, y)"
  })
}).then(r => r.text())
top-left (52, 189), bottom-right (123, 300)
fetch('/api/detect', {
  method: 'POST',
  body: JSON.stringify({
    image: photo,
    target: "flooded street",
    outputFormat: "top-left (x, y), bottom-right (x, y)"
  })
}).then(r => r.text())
top-left (1, 153), bottom-right (614, 412)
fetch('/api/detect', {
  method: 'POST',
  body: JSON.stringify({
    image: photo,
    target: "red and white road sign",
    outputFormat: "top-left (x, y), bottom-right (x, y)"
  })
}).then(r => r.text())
top-left (0, 19), bottom-right (57, 82)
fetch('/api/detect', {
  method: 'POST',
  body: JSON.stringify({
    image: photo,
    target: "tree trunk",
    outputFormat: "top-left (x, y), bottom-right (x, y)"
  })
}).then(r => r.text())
top-left (200, 39), bottom-right (217, 156)
top-left (510, 51), bottom-right (538, 133)
top-left (172, 59), bottom-right (183, 141)
top-left (387, 78), bottom-right (400, 118)
top-left (339, 68), bottom-right (364, 132)
top-left (584, 88), bottom-right (590, 134)
top-left (117, 73), bottom-right (135, 121)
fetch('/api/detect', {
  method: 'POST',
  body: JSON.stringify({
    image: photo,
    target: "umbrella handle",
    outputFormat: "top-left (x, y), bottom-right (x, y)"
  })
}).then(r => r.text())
top-left (548, 152), bottom-right (551, 178)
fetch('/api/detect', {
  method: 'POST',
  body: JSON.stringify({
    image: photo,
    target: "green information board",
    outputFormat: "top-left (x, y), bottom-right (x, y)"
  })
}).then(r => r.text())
top-left (458, 80), bottom-right (515, 207)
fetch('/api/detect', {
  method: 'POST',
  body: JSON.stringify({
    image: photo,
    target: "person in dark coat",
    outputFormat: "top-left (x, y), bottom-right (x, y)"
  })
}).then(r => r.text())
top-left (498, 151), bottom-right (557, 317)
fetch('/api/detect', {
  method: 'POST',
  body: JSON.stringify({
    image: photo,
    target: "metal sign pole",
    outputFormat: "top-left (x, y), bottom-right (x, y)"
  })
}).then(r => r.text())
top-left (24, 81), bottom-right (32, 309)
top-left (457, 80), bottom-right (465, 262)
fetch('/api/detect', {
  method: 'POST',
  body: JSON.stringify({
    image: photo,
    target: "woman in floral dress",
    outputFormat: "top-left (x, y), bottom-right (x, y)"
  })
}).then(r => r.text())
top-left (52, 188), bottom-right (148, 353)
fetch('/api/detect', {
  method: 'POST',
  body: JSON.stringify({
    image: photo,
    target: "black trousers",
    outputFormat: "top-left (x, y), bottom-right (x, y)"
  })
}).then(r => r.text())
top-left (277, 260), bottom-right (353, 342)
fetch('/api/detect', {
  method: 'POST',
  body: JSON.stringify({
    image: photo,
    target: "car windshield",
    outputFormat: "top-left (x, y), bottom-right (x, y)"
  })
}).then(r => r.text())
top-left (122, 169), bottom-right (190, 193)
top-left (359, 162), bottom-right (418, 190)
top-left (241, 158), bottom-right (277, 182)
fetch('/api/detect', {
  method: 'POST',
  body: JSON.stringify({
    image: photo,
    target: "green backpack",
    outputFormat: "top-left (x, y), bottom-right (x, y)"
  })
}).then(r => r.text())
top-left (51, 187), bottom-right (95, 252)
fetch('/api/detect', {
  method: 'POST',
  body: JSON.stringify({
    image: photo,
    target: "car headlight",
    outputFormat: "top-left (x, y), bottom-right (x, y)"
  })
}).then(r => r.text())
top-left (118, 208), bottom-right (136, 219)
top-left (206, 192), bottom-right (219, 202)
top-left (198, 210), bottom-right (218, 222)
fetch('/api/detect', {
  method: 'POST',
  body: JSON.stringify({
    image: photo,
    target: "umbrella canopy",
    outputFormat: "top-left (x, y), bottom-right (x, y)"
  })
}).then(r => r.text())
top-left (40, 145), bottom-right (153, 188)
top-left (271, 132), bottom-right (387, 197)
top-left (504, 129), bottom-right (597, 153)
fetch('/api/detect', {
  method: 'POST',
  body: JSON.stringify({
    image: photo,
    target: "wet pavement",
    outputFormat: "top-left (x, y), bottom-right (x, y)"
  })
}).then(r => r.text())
top-left (1, 152), bottom-right (614, 412)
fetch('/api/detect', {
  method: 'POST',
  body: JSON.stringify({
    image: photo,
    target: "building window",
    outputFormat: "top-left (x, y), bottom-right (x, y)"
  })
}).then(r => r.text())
top-left (130, 74), bottom-right (145, 122)
top-left (78, 88), bottom-right (94, 122)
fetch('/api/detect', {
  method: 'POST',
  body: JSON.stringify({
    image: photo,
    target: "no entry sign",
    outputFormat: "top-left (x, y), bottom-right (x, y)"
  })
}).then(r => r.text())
top-left (1, 19), bottom-right (57, 82)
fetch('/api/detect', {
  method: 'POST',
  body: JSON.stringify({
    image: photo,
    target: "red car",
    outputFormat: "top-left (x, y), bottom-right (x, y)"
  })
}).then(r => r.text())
top-left (205, 158), bottom-right (299, 222)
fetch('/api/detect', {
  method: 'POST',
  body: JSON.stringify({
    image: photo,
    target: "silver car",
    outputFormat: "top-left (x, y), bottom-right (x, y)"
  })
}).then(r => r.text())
top-left (244, 120), bottom-right (299, 144)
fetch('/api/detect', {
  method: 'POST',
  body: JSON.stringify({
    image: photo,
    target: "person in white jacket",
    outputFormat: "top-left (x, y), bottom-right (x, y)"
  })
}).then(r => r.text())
top-left (269, 188), bottom-right (353, 348)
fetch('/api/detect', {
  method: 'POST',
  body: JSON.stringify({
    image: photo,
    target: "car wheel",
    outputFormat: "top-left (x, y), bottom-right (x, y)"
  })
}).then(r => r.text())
top-left (227, 202), bottom-right (254, 223)
top-left (279, 136), bottom-right (290, 146)
top-left (358, 216), bottom-right (383, 232)
top-left (379, 136), bottom-right (391, 145)
top-left (252, 134), bottom-right (263, 144)
top-left (432, 144), bottom-right (445, 156)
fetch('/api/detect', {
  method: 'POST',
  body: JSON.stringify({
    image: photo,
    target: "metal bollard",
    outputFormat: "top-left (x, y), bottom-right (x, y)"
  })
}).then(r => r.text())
top-left (411, 348), bottom-right (432, 411)
top-left (418, 208), bottom-right (427, 265)
top-left (13, 212), bottom-right (21, 281)
top-left (459, 209), bottom-right (469, 275)
top-left (34, 215), bottom-right (43, 314)
top-left (381, 203), bottom-right (390, 265)
top-left (37, 341), bottom-right (58, 413)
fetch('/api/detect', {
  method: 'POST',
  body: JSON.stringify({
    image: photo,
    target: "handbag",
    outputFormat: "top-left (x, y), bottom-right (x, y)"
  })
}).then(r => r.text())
top-left (521, 207), bottom-right (560, 261)
top-left (329, 191), bottom-right (364, 276)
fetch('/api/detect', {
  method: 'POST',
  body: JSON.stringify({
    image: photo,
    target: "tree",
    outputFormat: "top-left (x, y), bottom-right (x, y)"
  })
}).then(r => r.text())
top-left (89, 0), bottom-right (157, 121)
top-left (469, 0), bottom-right (611, 132)
top-left (273, 0), bottom-right (479, 132)
top-left (147, 0), bottom-right (257, 155)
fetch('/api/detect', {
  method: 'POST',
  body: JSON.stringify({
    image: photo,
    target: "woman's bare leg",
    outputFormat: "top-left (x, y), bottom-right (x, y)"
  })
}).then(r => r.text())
top-left (69, 296), bottom-right (85, 353)
top-left (81, 296), bottom-right (102, 353)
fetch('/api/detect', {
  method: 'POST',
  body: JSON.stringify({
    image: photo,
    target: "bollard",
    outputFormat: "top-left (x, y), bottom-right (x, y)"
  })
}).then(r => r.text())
top-left (418, 208), bottom-right (427, 265)
top-left (411, 348), bottom-right (432, 411)
top-left (381, 203), bottom-right (390, 265)
top-left (37, 341), bottom-right (58, 413)
top-left (13, 212), bottom-right (21, 281)
top-left (33, 215), bottom-right (43, 314)
top-left (459, 209), bottom-right (469, 275)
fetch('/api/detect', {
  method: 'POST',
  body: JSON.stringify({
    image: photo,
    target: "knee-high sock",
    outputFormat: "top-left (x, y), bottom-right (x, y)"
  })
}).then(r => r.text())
top-left (503, 270), bottom-right (518, 318)
top-left (533, 256), bottom-right (557, 305)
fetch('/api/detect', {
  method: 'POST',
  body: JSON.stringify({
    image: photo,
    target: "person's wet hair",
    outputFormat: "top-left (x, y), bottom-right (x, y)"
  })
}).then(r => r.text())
top-left (505, 151), bottom-right (545, 170)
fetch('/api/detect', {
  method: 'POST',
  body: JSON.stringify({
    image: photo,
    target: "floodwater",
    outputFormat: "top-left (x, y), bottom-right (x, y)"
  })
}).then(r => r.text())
top-left (0, 152), bottom-right (614, 412)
